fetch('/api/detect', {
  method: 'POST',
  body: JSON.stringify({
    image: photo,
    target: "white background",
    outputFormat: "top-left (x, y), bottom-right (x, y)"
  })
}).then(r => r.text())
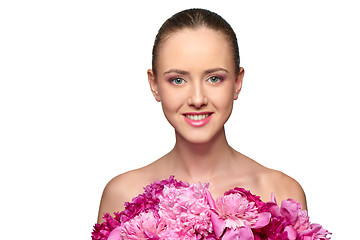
top-left (1, 1), bottom-right (358, 239)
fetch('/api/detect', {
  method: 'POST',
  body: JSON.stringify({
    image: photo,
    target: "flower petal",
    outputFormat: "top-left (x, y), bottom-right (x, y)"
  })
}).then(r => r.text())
top-left (266, 193), bottom-right (280, 217)
top-left (271, 192), bottom-right (277, 203)
top-left (284, 225), bottom-right (298, 240)
top-left (107, 227), bottom-right (121, 240)
top-left (209, 210), bottom-right (226, 238)
top-left (222, 226), bottom-right (254, 240)
top-left (252, 212), bottom-right (271, 229)
top-left (280, 200), bottom-right (299, 225)
top-left (205, 187), bottom-right (216, 209)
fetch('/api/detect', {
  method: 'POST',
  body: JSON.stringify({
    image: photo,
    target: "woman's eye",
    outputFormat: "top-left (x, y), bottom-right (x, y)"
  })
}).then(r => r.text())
top-left (170, 78), bottom-right (185, 85)
top-left (207, 76), bottom-right (222, 84)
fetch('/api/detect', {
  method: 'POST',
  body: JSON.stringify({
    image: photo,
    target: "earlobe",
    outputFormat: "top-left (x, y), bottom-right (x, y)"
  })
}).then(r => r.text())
top-left (233, 67), bottom-right (244, 100)
top-left (147, 69), bottom-right (161, 102)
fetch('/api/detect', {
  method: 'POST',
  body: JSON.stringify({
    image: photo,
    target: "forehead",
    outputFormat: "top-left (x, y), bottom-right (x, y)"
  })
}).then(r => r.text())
top-left (156, 27), bottom-right (234, 74)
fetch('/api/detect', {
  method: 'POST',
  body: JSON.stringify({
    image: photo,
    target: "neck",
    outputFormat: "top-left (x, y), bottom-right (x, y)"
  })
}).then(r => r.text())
top-left (169, 127), bottom-right (234, 183)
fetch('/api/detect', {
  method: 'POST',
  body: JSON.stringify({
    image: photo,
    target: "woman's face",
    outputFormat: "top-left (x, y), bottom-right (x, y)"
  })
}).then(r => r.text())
top-left (148, 27), bottom-right (244, 144)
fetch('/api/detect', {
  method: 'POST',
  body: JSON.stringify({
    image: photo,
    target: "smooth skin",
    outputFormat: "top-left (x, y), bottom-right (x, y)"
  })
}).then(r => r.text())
top-left (97, 27), bottom-right (306, 223)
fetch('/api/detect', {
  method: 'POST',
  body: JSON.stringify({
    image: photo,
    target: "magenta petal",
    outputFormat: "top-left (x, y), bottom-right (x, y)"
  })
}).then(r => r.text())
top-left (107, 227), bottom-right (121, 240)
top-left (266, 193), bottom-right (280, 217)
top-left (301, 223), bottom-right (322, 235)
top-left (222, 226), bottom-right (254, 240)
top-left (205, 187), bottom-right (216, 209)
top-left (252, 212), bottom-right (271, 229)
top-left (222, 228), bottom-right (240, 240)
top-left (238, 226), bottom-right (255, 240)
top-left (271, 193), bottom-right (277, 203)
top-left (209, 211), bottom-right (226, 238)
top-left (280, 200), bottom-right (298, 225)
top-left (300, 223), bottom-right (331, 239)
top-left (284, 225), bottom-right (298, 240)
top-left (267, 202), bottom-right (280, 217)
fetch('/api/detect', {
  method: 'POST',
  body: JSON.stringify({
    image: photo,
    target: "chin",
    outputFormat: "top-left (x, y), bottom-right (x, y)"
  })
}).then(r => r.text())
top-left (185, 136), bottom-right (212, 145)
top-left (175, 128), bottom-right (224, 145)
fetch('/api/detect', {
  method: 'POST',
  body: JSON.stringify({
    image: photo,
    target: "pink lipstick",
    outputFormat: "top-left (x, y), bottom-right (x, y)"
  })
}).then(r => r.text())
top-left (183, 112), bottom-right (213, 127)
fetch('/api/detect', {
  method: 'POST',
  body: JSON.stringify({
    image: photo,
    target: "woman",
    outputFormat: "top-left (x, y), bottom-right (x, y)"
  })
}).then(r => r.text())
top-left (97, 8), bottom-right (306, 224)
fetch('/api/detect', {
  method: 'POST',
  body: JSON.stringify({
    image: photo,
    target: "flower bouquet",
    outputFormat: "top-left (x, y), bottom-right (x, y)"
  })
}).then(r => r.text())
top-left (92, 176), bottom-right (331, 240)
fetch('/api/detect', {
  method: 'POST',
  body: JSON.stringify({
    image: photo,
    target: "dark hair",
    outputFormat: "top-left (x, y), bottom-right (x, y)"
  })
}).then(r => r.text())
top-left (151, 8), bottom-right (240, 76)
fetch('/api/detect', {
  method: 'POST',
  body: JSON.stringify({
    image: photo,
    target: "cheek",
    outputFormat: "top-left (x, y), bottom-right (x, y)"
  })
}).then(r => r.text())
top-left (209, 85), bottom-right (235, 112)
top-left (159, 87), bottom-right (186, 115)
top-left (219, 96), bottom-right (234, 116)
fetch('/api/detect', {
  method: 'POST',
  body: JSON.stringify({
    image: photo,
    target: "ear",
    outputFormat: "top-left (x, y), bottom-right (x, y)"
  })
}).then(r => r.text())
top-left (233, 67), bottom-right (244, 100)
top-left (147, 69), bottom-right (161, 102)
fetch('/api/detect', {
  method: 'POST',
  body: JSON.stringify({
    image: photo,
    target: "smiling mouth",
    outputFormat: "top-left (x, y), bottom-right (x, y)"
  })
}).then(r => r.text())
top-left (183, 112), bottom-right (213, 127)
top-left (183, 112), bottom-right (213, 121)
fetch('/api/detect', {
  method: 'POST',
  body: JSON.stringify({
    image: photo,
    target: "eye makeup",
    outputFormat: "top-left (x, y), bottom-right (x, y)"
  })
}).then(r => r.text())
top-left (168, 77), bottom-right (186, 85)
top-left (207, 75), bottom-right (225, 84)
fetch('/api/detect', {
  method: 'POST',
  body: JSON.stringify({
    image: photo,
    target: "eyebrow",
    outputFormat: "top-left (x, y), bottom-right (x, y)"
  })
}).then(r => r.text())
top-left (163, 69), bottom-right (189, 75)
top-left (204, 68), bottom-right (229, 74)
top-left (163, 67), bottom-right (229, 75)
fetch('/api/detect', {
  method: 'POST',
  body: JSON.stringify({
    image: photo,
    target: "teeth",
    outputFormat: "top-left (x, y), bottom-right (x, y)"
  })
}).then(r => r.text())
top-left (185, 114), bottom-right (210, 120)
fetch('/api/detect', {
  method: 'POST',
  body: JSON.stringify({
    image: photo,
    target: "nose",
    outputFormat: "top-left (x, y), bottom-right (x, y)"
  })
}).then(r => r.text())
top-left (187, 82), bottom-right (208, 108)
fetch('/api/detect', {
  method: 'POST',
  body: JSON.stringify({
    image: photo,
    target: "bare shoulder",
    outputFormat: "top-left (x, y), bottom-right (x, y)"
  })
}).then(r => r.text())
top-left (262, 169), bottom-right (307, 210)
top-left (96, 156), bottom-right (170, 223)
top-left (228, 152), bottom-right (307, 210)
top-left (97, 167), bottom-right (154, 223)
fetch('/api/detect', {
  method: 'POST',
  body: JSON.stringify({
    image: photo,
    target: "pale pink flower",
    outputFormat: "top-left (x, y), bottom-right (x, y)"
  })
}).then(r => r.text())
top-left (298, 223), bottom-right (331, 240)
top-left (207, 188), bottom-right (270, 240)
top-left (108, 211), bottom-right (165, 240)
top-left (158, 183), bottom-right (213, 239)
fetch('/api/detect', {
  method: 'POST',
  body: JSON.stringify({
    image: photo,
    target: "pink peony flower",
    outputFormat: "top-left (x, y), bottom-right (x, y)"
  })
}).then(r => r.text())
top-left (280, 199), bottom-right (310, 233)
top-left (264, 194), bottom-right (331, 240)
top-left (224, 188), bottom-right (268, 213)
top-left (108, 211), bottom-right (165, 240)
top-left (158, 183), bottom-right (213, 239)
top-left (120, 176), bottom-right (189, 223)
top-left (207, 187), bottom-right (270, 240)
top-left (262, 194), bottom-right (304, 240)
top-left (298, 223), bottom-right (331, 240)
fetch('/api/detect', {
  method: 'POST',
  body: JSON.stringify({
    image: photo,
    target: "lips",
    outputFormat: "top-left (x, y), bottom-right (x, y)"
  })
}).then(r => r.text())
top-left (183, 112), bottom-right (213, 127)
